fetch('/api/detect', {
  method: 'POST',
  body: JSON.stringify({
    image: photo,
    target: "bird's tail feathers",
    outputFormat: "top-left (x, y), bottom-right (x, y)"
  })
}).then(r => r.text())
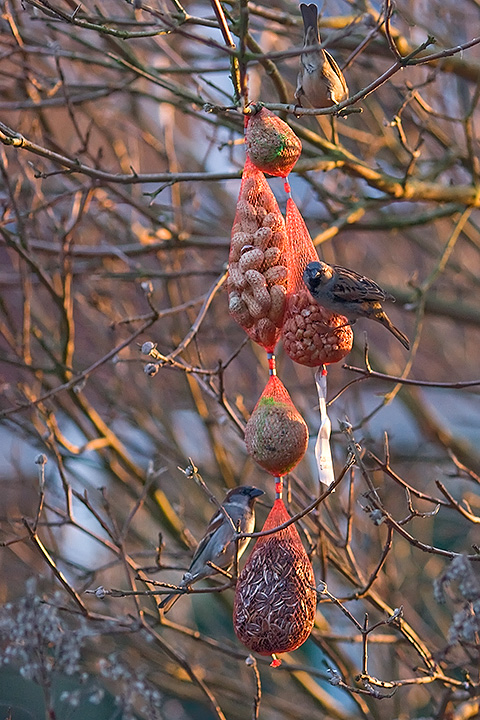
top-left (159, 591), bottom-right (181, 613)
top-left (300, 3), bottom-right (320, 42)
top-left (377, 313), bottom-right (410, 350)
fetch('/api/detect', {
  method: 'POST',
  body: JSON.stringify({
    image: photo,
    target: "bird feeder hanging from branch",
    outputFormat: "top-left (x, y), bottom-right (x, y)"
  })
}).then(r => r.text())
top-left (281, 197), bottom-right (353, 366)
top-left (244, 104), bottom-right (302, 178)
top-left (244, 374), bottom-right (308, 477)
top-left (227, 158), bottom-right (289, 352)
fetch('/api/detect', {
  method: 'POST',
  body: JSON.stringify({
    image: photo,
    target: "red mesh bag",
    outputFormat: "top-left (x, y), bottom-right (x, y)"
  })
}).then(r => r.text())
top-left (233, 498), bottom-right (316, 656)
top-left (281, 199), bottom-right (353, 366)
top-left (228, 158), bottom-right (289, 351)
top-left (244, 375), bottom-right (308, 476)
top-left (245, 105), bottom-right (302, 177)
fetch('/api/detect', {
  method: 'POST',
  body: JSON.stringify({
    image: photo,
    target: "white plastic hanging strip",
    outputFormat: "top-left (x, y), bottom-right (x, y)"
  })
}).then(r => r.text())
top-left (314, 366), bottom-right (335, 488)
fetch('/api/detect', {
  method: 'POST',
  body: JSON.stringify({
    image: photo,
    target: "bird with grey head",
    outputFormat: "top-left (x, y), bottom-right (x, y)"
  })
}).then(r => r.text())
top-left (159, 485), bottom-right (264, 613)
top-left (295, 3), bottom-right (348, 108)
top-left (303, 260), bottom-right (410, 350)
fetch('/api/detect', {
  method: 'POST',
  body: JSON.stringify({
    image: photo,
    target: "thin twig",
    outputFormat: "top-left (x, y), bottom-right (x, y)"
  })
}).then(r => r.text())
top-left (22, 519), bottom-right (88, 615)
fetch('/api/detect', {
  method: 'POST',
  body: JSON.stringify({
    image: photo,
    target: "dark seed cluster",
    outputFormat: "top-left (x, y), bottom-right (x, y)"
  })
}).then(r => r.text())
top-left (233, 533), bottom-right (316, 655)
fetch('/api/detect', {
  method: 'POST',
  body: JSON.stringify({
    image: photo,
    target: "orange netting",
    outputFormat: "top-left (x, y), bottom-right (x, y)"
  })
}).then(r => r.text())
top-left (245, 105), bottom-right (302, 178)
top-left (244, 375), bottom-right (308, 476)
top-left (281, 198), bottom-right (353, 366)
top-left (227, 158), bottom-right (288, 351)
top-left (233, 498), bottom-right (316, 656)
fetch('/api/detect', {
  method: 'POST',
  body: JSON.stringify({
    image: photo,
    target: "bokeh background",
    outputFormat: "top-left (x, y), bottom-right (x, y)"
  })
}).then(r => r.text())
top-left (0, 0), bottom-right (479, 718)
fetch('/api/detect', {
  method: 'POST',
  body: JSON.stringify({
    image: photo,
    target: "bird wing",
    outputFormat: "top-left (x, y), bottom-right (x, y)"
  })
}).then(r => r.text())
top-left (331, 265), bottom-right (390, 302)
top-left (294, 71), bottom-right (305, 103)
top-left (323, 50), bottom-right (348, 101)
top-left (188, 510), bottom-right (226, 568)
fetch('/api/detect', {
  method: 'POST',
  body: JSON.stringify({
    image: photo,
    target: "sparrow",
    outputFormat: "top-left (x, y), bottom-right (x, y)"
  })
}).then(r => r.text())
top-left (303, 261), bottom-right (410, 350)
top-left (295, 3), bottom-right (349, 108)
top-left (159, 486), bottom-right (264, 613)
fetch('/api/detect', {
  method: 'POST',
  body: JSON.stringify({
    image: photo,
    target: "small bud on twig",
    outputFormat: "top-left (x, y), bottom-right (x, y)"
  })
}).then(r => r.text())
top-left (327, 667), bottom-right (342, 686)
top-left (370, 509), bottom-right (385, 526)
top-left (141, 341), bottom-right (156, 355)
top-left (387, 606), bottom-right (403, 623)
top-left (85, 586), bottom-right (108, 599)
top-left (141, 281), bottom-right (153, 295)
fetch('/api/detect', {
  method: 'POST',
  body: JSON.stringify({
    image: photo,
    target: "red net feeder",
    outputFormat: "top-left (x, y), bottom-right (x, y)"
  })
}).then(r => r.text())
top-left (281, 198), bottom-right (353, 366)
top-left (228, 158), bottom-right (289, 351)
top-left (244, 375), bottom-right (308, 476)
top-left (233, 498), bottom-right (316, 657)
top-left (245, 105), bottom-right (302, 178)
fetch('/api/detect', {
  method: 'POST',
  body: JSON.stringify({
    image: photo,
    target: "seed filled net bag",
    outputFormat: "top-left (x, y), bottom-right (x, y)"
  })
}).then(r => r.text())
top-left (244, 375), bottom-right (308, 476)
top-left (245, 104), bottom-right (302, 178)
top-left (228, 158), bottom-right (289, 351)
top-left (281, 198), bottom-right (353, 366)
top-left (233, 497), bottom-right (316, 656)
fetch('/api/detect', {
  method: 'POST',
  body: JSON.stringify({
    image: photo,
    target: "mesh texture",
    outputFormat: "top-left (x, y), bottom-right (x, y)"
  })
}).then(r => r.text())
top-left (228, 159), bottom-right (288, 351)
top-left (233, 499), bottom-right (316, 655)
top-left (244, 375), bottom-right (308, 476)
top-left (281, 198), bottom-right (353, 366)
top-left (245, 106), bottom-right (302, 178)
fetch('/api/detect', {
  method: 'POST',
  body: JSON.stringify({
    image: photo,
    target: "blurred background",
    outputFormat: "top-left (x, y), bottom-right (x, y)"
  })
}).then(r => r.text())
top-left (0, 0), bottom-right (479, 718)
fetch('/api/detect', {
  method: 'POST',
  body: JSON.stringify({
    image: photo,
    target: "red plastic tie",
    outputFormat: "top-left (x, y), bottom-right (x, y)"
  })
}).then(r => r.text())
top-left (267, 352), bottom-right (277, 376)
top-left (275, 477), bottom-right (283, 499)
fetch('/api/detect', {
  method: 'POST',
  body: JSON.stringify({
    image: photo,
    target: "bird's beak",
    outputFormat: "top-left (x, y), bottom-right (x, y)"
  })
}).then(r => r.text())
top-left (249, 488), bottom-right (264, 498)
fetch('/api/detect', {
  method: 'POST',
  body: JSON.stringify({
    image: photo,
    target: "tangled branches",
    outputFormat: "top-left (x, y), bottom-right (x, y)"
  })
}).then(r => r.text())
top-left (0, 0), bottom-right (480, 718)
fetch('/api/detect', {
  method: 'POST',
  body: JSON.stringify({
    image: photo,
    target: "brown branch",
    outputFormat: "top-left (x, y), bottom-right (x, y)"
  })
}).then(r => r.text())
top-left (372, 507), bottom-right (480, 560)
top-left (369, 451), bottom-right (449, 507)
top-left (246, 656), bottom-right (262, 720)
top-left (343, 363), bottom-right (480, 390)
top-left (434, 480), bottom-right (480, 524)
top-left (141, 623), bottom-right (228, 720)
top-left (0, 121), bottom-right (241, 184)
top-left (237, 458), bottom-right (354, 540)
top-left (209, 0), bottom-right (242, 102)
top-left (0, 315), bottom-right (158, 418)
top-left (347, 526), bottom-right (394, 600)
top-left (22, 519), bottom-right (89, 615)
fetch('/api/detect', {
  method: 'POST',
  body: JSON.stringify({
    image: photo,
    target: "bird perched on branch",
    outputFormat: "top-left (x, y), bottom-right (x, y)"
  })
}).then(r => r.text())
top-left (159, 486), bottom-right (264, 613)
top-left (295, 3), bottom-right (348, 108)
top-left (303, 261), bottom-right (410, 349)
